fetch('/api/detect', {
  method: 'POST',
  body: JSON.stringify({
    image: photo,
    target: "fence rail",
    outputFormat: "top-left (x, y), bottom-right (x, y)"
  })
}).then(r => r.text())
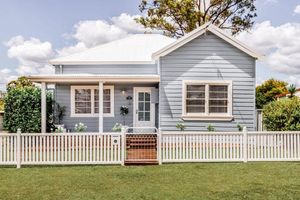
top-left (0, 128), bottom-right (300, 168)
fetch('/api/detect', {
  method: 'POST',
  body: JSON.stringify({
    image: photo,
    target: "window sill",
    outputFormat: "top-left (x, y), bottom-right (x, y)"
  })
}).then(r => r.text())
top-left (181, 115), bottom-right (233, 121)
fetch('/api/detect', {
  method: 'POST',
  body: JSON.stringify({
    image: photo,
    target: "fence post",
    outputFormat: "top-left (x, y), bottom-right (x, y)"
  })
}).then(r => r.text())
top-left (16, 128), bottom-right (21, 168)
top-left (158, 128), bottom-right (162, 165)
top-left (121, 126), bottom-right (126, 166)
top-left (243, 126), bottom-right (248, 163)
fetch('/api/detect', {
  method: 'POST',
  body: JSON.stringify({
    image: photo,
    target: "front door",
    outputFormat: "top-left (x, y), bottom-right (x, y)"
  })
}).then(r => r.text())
top-left (133, 87), bottom-right (155, 127)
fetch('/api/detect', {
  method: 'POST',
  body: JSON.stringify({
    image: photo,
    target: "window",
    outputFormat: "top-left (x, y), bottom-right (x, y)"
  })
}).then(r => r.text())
top-left (71, 86), bottom-right (114, 117)
top-left (183, 81), bottom-right (232, 120)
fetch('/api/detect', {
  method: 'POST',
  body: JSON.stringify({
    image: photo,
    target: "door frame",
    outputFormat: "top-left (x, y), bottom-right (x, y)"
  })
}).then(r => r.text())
top-left (133, 87), bottom-right (156, 127)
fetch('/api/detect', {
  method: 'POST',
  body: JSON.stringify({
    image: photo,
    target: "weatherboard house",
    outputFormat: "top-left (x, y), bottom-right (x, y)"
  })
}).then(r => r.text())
top-left (28, 23), bottom-right (262, 133)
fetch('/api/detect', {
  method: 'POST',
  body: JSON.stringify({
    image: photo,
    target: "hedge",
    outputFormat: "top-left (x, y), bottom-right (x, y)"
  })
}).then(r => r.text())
top-left (3, 86), bottom-right (53, 133)
top-left (263, 97), bottom-right (300, 131)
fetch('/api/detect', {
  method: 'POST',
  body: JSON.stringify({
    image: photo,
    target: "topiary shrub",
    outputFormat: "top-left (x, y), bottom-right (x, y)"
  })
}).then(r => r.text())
top-left (263, 97), bottom-right (300, 131)
top-left (3, 77), bottom-right (53, 133)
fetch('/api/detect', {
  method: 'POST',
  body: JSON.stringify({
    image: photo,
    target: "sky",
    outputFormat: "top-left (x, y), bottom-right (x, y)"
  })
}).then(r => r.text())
top-left (0, 0), bottom-right (300, 90)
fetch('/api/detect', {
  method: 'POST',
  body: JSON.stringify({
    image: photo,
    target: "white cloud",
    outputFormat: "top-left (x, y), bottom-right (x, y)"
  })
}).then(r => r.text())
top-left (238, 21), bottom-right (300, 74)
top-left (294, 5), bottom-right (300, 14)
top-left (57, 13), bottom-right (150, 57)
top-left (3, 13), bottom-right (152, 87)
top-left (0, 68), bottom-right (17, 90)
top-left (5, 36), bottom-right (54, 76)
top-left (111, 13), bottom-right (147, 33)
top-left (73, 20), bottom-right (127, 48)
top-left (72, 13), bottom-right (149, 48)
top-left (56, 42), bottom-right (87, 57)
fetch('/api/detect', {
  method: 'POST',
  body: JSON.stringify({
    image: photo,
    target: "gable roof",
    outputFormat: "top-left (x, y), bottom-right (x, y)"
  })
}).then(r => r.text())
top-left (50, 34), bottom-right (176, 65)
top-left (152, 22), bottom-right (263, 60)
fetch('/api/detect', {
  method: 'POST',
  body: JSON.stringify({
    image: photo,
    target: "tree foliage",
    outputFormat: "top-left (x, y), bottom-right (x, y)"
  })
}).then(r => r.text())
top-left (0, 99), bottom-right (3, 111)
top-left (263, 97), bottom-right (300, 131)
top-left (288, 84), bottom-right (296, 98)
top-left (256, 79), bottom-right (288, 109)
top-left (137, 0), bottom-right (257, 37)
top-left (4, 77), bottom-right (53, 133)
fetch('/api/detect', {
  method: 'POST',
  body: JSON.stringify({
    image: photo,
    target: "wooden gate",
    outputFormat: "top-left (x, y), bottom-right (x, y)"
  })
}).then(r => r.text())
top-left (124, 127), bottom-right (159, 165)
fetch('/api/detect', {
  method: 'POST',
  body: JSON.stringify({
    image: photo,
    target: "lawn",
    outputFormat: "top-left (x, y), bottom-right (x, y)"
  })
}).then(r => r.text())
top-left (0, 163), bottom-right (299, 200)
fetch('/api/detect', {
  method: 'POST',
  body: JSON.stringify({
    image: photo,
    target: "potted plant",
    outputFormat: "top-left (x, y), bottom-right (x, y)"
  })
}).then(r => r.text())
top-left (54, 102), bottom-right (66, 131)
top-left (176, 121), bottom-right (186, 131)
top-left (74, 122), bottom-right (87, 132)
top-left (120, 105), bottom-right (129, 125)
top-left (112, 123), bottom-right (123, 132)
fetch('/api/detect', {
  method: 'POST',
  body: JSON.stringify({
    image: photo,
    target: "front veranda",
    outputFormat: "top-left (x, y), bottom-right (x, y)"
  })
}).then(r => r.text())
top-left (28, 74), bottom-right (160, 133)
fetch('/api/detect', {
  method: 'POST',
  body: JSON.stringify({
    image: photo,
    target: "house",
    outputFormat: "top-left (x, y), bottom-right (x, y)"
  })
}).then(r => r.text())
top-left (276, 89), bottom-right (300, 100)
top-left (28, 23), bottom-right (262, 133)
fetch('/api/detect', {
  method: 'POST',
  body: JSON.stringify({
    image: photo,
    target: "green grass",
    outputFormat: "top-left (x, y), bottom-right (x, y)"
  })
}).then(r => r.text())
top-left (0, 163), bottom-right (299, 200)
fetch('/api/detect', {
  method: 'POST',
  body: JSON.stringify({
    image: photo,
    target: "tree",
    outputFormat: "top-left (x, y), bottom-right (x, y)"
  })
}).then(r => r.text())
top-left (288, 84), bottom-right (296, 98)
top-left (256, 79), bottom-right (288, 109)
top-left (263, 97), bottom-right (300, 131)
top-left (137, 0), bottom-right (257, 38)
top-left (4, 77), bottom-right (53, 133)
top-left (0, 99), bottom-right (3, 111)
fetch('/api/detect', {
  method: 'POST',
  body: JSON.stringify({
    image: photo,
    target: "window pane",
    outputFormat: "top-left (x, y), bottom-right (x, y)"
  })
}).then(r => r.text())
top-left (209, 85), bottom-right (228, 113)
top-left (138, 112), bottom-right (144, 121)
top-left (138, 102), bottom-right (144, 111)
top-left (145, 112), bottom-right (150, 121)
top-left (145, 102), bottom-right (150, 111)
top-left (209, 85), bottom-right (228, 98)
top-left (187, 106), bottom-right (205, 113)
top-left (94, 88), bottom-right (111, 114)
top-left (145, 93), bottom-right (150, 101)
top-left (75, 89), bottom-right (91, 101)
top-left (75, 89), bottom-right (91, 114)
top-left (186, 84), bottom-right (205, 114)
top-left (139, 93), bottom-right (144, 101)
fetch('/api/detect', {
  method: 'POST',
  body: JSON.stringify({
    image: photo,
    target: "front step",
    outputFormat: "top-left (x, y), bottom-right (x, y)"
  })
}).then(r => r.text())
top-left (124, 160), bottom-right (159, 165)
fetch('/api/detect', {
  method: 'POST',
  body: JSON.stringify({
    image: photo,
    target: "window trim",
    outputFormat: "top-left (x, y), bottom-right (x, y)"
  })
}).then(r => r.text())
top-left (182, 80), bottom-right (233, 121)
top-left (70, 85), bottom-right (114, 118)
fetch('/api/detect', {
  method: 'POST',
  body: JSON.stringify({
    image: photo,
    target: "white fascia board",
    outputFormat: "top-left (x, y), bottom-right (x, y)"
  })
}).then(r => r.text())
top-left (152, 23), bottom-right (264, 60)
top-left (49, 60), bottom-right (155, 65)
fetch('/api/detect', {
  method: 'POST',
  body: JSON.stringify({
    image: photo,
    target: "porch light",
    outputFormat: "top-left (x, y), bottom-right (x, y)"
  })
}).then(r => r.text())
top-left (121, 89), bottom-right (127, 95)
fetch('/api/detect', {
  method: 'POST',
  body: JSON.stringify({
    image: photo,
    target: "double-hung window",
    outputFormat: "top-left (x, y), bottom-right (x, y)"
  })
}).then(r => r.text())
top-left (182, 81), bottom-right (232, 120)
top-left (71, 85), bottom-right (114, 117)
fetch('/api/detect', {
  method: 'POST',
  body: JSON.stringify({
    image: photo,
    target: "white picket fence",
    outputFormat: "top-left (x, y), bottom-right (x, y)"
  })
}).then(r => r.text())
top-left (0, 132), bottom-right (122, 167)
top-left (161, 131), bottom-right (300, 162)
top-left (0, 128), bottom-right (300, 168)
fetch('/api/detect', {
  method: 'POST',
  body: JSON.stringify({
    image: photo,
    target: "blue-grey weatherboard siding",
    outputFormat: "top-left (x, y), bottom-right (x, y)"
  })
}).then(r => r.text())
top-left (55, 83), bottom-right (158, 132)
top-left (159, 32), bottom-right (256, 131)
top-left (55, 64), bottom-right (157, 75)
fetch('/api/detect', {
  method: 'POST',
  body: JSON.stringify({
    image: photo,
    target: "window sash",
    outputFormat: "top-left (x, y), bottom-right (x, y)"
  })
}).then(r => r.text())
top-left (94, 89), bottom-right (111, 114)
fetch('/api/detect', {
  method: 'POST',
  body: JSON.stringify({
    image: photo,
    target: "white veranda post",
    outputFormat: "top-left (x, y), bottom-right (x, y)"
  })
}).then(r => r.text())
top-left (41, 82), bottom-right (47, 133)
top-left (99, 81), bottom-right (104, 133)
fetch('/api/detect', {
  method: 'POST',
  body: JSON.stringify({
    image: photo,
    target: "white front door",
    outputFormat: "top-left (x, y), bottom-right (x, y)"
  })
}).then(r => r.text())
top-left (133, 87), bottom-right (155, 127)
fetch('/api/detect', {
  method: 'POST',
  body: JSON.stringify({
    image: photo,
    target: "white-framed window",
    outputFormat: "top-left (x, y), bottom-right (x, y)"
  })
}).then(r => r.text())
top-left (71, 85), bottom-right (114, 117)
top-left (182, 80), bottom-right (233, 120)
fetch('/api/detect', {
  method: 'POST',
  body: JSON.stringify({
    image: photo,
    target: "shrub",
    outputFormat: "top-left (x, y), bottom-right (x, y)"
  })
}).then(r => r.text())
top-left (4, 77), bottom-right (53, 133)
top-left (74, 122), bottom-right (87, 132)
top-left (176, 122), bottom-right (186, 131)
top-left (112, 123), bottom-right (123, 132)
top-left (207, 124), bottom-right (215, 132)
top-left (0, 99), bottom-right (4, 111)
top-left (263, 97), bottom-right (300, 131)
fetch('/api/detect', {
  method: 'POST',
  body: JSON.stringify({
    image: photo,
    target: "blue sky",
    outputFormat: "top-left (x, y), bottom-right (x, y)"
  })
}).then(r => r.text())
top-left (0, 0), bottom-right (300, 89)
